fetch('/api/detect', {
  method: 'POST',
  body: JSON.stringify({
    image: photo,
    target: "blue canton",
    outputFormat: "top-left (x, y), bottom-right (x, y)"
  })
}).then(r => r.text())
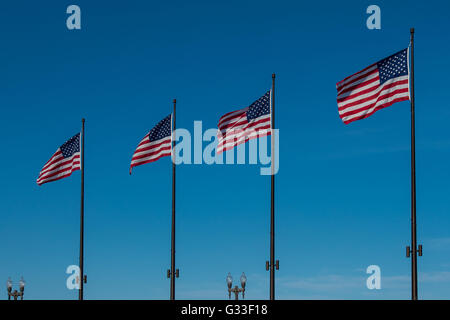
top-left (149, 114), bottom-right (172, 142)
top-left (60, 133), bottom-right (80, 158)
top-left (377, 49), bottom-right (408, 85)
top-left (246, 91), bottom-right (271, 122)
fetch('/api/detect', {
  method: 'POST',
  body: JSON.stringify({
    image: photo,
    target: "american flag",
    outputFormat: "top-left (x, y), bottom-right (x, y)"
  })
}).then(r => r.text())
top-left (337, 48), bottom-right (410, 124)
top-left (130, 114), bottom-right (172, 173)
top-left (217, 91), bottom-right (271, 154)
top-left (37, 133), bottom-right (81, 185)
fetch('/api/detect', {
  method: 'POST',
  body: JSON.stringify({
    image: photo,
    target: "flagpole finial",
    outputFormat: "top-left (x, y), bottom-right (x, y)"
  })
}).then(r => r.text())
top-left (82, 118), bottom-right (85, 123)
top-left (410, 27), bottom-right (415, 34)
top-left (173, 99), bottom-right (176, 104)
top-left (272, 73), bottom-right (276, 79)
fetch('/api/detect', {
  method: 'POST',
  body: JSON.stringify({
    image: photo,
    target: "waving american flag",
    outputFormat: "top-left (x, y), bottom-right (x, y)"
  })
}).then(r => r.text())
top-left (130, 114), bottom-right (172, 174)
top-left (337, 48), bottom-right (410, 124)
top-left (37, 133), bottom-right (81, 185)
top-left (217, 91), bottom-right (272, 154)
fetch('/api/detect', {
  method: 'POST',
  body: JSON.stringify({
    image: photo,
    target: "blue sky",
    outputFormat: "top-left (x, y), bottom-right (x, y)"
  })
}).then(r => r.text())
top-left (1, 0), bottom-right (450, 299)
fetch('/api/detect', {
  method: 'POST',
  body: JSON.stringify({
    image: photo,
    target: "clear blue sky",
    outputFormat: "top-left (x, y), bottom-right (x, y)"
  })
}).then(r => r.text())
top-left (1, 0), bottom-right (450, 300)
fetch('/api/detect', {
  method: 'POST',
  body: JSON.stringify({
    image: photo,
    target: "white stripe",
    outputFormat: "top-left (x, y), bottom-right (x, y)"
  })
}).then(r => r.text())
top-left (341, 91), bottom-right (410, 122)
top-left (218, 108), bottom-right (247, 127)
top-left (337, 76), bottom-right (380, 100)
top-left (135, 136), bottom-right (171, 151)
top-left (38, 164), bottom-right (81, 183)
top-left (131, 148), bottom-right (172, 165)
top-left (218, 129), bottom-right (271, 153)
top-left (218, 110), bottom-right (248, 130)
top-left (37, 165), bottom-right (81, 183)
top-left (218, 114), bottom-right (271, 143)
top-left (38, 156), bottom-right (81, 180)
top-left (339, 81), bottom-right (409, 115)
top-left (39, 152), bottom-right (80, 176)
top-left (41, 151), bottom-right (63, 171)
top-left (132, 138), bottom-right (172, 159)
top-left (217, 119), bottom-right (271, 151)
top-left (336, 64), bottom-right (378, 92)
top-left (337, 65), bottom-right (377, 90)
top-left (337, 69), bottom-right (379, 96)
top-left (338, 79), bottom-right (384, 107)
top-left (338, 80), bottom-right (409, 114)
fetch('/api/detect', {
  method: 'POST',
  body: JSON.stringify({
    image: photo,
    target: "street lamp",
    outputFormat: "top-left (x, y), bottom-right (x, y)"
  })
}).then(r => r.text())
top-left (6, 277), bottom-right (25, 300)
top-left (226, 272), bottom-right (246, 300)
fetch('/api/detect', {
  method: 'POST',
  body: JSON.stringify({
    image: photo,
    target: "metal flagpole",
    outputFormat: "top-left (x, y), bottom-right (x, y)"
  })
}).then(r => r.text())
top-left (408, 27), bottom-right (421, 300)
top-left (79, 118), bottom-right (85, 300)
top-left (269, 73), bottom-right (278, 300)
top-left (169, 99), bottom-right (178, 300)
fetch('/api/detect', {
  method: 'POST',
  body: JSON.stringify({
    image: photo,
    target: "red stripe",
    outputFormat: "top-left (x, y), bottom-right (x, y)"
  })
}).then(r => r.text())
top-left (39, 155), bottom-right (80, 176)
top-left (217, 130), bottom-right (271, 154)
top-left (337, 72), bottom-right (379, 97)
top-left (336, 63), bottom-right (376, 89)
top-left (37, 170), bottom-right (78, 185)
top-left (130, 152), bottom-right (171, 170)
top-left (219, 116), bottom-right (271, 137)
top-left (218, 112), bottom-right (247, 131)
top-left (338, 80), bottom-right (409, 111)
top-left (131, 145), bottom-right (172, 162)
top-left (219, 118), bottom-right (248, 133)
top-left (337, 67), bottom-right (378, 92)
top-left (341, 96), bottom-right (410, 124)
top-left (134, 139), bottom-right (171, 155)
top-left (337, 78), bottom-right (383, 104)
top-left (217, 109), bottom-right (246, 126)
top-left (41, 150), bottom-right (63, 171)
top-left (38, 161), bottom-right (81, 182)
top-left (339, 88), bottom-right (409, 118)
top-left (218, 123), bottom-right (272, 148)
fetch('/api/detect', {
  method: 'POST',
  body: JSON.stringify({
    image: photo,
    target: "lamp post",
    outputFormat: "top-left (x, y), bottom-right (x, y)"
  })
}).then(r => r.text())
top-left (226, 272), bottom-right (246, 300)
top-left (6, 277), bottom-right (25, 300)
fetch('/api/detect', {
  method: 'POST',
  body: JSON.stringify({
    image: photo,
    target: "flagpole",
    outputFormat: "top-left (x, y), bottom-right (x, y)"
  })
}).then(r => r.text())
top-left (270, 73), bottom-right (276, 300)
top-left (79, 118), bottom-right (85, 300)
top-left (170, 99), bottom-right (177, 300)
top-left (409, 28), bottom-right (419, 300)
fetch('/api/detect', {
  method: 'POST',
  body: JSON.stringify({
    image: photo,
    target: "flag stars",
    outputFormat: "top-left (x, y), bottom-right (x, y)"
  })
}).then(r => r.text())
top-left (377, 49), bottom-right (408, 84)
top-left (246, 91), bottom-right (271, 121)
top-left (60, 134), bottom-right (81, 158)
top-left (148, 114), bottom-right (172, 142)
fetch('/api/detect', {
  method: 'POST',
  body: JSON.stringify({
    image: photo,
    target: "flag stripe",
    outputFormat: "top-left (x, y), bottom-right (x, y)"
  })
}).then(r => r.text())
top-left (336, 64), bottom-right (377, 90)
top-left (337, 68), bottom-right (379, 95)
top-left (339, 79), bottom-right (409, 112)
top-left (217, 116), bottom-right (271, 153)
top-left (341, 95), bottom-right (410, 124)
top-left (37, 161), bottom-right (81, 184)
top-left (130, 148), bottom-right (172, 167)
top-left (39, 154), bottom-right (81, 179)
top-left (219, 130), bottom-right (272, 153)
top-left (131, 145), bottom-right (172, 163)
